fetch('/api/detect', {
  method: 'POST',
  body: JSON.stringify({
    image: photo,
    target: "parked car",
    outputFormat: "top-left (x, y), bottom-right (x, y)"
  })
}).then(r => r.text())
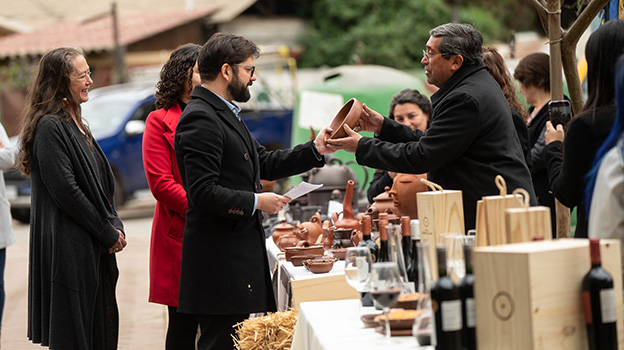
top-left (5, 81), bottom-right (293, 223)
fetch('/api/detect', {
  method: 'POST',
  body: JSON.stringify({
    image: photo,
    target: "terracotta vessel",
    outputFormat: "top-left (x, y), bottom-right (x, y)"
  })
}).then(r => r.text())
top-left (275, 234), bottom-right (299, 252)
top-left (332, 180), bottom-right (361, 231)
top-left (272, 219), bottom-right (294, 245)
top-left (388, 173), bottom-right (428, 219)
top-left (295, 212), bottom-right (323, 246)
top-left (367, 186), bottom-right (397, 220)
top-left (321, 220), bottom-right (334, 251)
top-left (351, 230), bottom-right (363, 246)
top-left (291, 254), bottom-right (322, 267)
top-left (329, 248), bottom-right (347, 260)
top-left (326, 98), bottom-right (363, 140)
top-left (303, 257), bottom-right (337, 274)
top-left (284, 245), bottom-right (325, 261)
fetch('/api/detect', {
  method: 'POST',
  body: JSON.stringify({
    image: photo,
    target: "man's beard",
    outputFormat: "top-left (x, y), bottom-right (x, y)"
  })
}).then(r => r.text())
top-left (228, 75), bottom-right (251, 102)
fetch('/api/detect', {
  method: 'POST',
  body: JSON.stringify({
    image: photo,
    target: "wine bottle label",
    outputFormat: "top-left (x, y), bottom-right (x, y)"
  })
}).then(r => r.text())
top-left (441, 299), bottom-right (463, 332)
top-left (600, 288), bottom-right (617, 323)
top-left (355, 256), bottom-right (369, 281)
top-left (465, 298), bottom-right (476, 327)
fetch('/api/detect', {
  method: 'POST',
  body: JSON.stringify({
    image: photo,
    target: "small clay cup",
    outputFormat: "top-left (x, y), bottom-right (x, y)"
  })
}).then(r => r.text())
top-left (326, 98), bottom-right (363, 140)
top-left (329, 248), bottom-right (347, 260)
top-left (284, 245), bottom-right (325, 261)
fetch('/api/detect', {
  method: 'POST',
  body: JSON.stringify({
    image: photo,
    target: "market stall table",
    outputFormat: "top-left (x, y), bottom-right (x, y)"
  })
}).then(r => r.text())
top-left (292, 299), bottom-right (433, 350)
top-left (266, 237), bottom-right (359, 310)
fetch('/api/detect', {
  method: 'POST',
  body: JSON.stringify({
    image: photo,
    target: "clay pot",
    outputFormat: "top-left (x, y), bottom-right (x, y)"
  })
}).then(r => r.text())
top-left (332, 180), bottom-right (361, 231)
top-left (275, 234), bottom-right (299, 252)
top-left (351, 230), bottom-right (363, 246)
top-left (329, 248), bottom-right (347, 260)
top-left (284, 245), bottom-right (325, 262)
top-left (320, 220), bottom-right (334, 251)
top-left (291, 254), bottom-right (322, 267)
top-left (326, 98), bottom-right (363, 140)
top-left (367, 186), bottom-right (397, 220)
top-left (295, 212), bottom-right (323, 246)
top-left (388, 173), bottom-right (428, 219)
top-left (303, 257), bottom-right (337, 274)
top-left (272, 219), bottom-right (294, 245)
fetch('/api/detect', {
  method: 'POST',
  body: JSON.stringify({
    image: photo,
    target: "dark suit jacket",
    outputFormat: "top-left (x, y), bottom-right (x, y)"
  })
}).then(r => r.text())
top-left (174, 86), bottom-right (324, 315)
top-left (356, 64), bottom-right (536, 230)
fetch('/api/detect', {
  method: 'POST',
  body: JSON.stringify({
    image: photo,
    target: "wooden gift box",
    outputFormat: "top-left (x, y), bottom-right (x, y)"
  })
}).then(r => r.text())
top-left (473, 239), bottom-right (623, 350)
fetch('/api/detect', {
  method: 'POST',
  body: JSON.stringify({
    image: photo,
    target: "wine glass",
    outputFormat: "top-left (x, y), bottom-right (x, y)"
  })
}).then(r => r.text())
top-left (344, 247), bottom-right (373, 315)
top-left (369, 261), bottom-right (402, 343)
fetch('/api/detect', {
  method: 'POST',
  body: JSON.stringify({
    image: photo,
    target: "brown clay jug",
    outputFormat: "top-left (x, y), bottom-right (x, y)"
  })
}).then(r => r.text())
top-left (351, 229), bottom-right (363, 246)
top-left (388, 173), bottom-right (428, 219)
top-left (272, 219), bottom-right (294, 245)
top-left (321, 220), bottom-right (334, 251)
top-left (332, 180), bottom-right (361, 231)
top-left (367, 186), bottom-right (396, 219)
top-left (295, 212), bottom-right (323, 246)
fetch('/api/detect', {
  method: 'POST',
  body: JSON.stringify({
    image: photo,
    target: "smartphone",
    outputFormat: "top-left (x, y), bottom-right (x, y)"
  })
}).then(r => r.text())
top-left (548, 100), bottom-right (572, 128)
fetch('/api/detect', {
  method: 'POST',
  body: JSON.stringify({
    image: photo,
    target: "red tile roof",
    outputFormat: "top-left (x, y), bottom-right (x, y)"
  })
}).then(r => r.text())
top-left (0, 6), bottom-right (217, 58)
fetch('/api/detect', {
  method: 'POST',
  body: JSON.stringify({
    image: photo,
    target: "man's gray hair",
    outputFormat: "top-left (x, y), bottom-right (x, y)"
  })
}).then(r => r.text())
top-left (430, 23), bottom-right (483, 66)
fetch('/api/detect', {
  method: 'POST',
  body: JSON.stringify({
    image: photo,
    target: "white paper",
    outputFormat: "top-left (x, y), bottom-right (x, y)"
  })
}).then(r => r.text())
top-left (283, 181), bottom-right (323, 200)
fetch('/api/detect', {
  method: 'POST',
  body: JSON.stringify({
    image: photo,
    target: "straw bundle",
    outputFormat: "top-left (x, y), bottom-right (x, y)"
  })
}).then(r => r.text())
top-left (233, 309), bottom-right (298, 350)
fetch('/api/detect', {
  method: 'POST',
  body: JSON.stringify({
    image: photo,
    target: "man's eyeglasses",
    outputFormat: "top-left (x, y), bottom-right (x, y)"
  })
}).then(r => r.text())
top-left (232, 64), bottom-right (255, 77)
top-left (422, 50), bottom-right (449, 61)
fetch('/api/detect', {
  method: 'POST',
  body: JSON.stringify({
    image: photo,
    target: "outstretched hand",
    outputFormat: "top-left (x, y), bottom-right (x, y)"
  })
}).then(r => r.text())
top-left (355, 104), bottom-right (384, 133)
top-left (325, 124), bottom-right (363, 153)
top-left (313, 126), bottom-right (335, 155)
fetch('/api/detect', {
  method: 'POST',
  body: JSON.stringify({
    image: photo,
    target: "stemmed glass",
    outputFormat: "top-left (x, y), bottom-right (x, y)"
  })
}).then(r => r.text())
top-left (369, 262), bottom-right (402, 343)
top-left (344, 247), bottom-right (373, 315)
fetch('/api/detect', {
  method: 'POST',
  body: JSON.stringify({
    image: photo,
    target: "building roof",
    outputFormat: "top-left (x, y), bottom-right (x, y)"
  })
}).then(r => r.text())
top-left (0, 7), bottom-right (217, 59)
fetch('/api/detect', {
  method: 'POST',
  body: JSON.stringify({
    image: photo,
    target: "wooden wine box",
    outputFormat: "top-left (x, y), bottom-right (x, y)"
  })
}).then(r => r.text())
top-left (473, 239), bottom-right (623, 350)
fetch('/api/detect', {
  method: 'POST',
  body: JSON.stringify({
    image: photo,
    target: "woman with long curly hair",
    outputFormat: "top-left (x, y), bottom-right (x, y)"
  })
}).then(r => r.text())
top-left (21, 47), bottom-right (127, 349)
top-left (142, 43), bottom-right (201, 349)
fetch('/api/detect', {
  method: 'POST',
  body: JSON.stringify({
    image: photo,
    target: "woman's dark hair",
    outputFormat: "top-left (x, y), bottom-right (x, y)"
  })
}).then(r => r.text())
top-left (388, 89), bottom-right (432, 121)
top-left (155, 43), bottom-right (201, 110)
top-left (18, 47), bottom-right (92, 175)
top-left (513, 52), bottom-right (550, 92)
top-left (483, 46), bottom-right (528, 121)
top-left (197, 32), bottom-right (259, 82)
top-left (582, 18), bottom-right (624, 114)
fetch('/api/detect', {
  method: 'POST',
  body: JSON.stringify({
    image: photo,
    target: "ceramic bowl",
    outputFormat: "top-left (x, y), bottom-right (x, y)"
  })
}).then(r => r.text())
top-left (329, 248), bottom-right (347, 260)
top-left (284, 245), bottom-right (325, 262)
top-left (302, 257), bottom-right (337, 274)
top-left (290, 254), bottom-right (322, 267)
top-left (326, 98), bottom-right (363, 140)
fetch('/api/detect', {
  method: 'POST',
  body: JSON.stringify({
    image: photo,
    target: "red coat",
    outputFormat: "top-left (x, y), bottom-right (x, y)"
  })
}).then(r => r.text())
top-left (143, 104), bottom-right (187, 307)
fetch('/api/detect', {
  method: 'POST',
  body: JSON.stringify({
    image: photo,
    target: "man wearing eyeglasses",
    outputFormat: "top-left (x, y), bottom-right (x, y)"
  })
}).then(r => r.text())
top-left (327, 23), bottom-right (536, 231)
top-left (174, 33), bottom-right (333, 350)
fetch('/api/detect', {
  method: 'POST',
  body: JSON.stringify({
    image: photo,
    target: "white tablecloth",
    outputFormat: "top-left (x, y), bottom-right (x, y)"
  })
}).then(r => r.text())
top-left (292, 299), bottom-right (434, 350)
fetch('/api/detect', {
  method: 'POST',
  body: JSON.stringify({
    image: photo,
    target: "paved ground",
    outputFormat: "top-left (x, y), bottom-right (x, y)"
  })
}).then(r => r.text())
top-left (2, 198), bottom-right (168, 349)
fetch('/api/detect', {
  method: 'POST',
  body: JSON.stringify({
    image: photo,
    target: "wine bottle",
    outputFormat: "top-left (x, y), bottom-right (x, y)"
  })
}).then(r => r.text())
top-left (431, 245), bottom-right (462, 350)
top-left (582, 238), bottom-right (617, 350)
top-left (458, 244), bottom-right (476, 350)
top-left (358, 214), bottom-right (378, 263)
top-left (377, 213), bottom-right (390, 262)
top-left (407, 219), bottom-right (421, 284)
top-left (400, 216), bottom-right (412, 274)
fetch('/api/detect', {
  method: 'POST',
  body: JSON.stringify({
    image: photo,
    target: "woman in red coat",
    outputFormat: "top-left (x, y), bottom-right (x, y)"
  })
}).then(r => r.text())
top-left (143, 43), bottom-right (201, 349)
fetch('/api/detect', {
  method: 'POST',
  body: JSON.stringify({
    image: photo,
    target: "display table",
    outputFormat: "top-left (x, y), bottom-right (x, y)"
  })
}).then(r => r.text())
top-left (292, 299), bottom-right (433, 350)
top-left (266, 238), bottom-right (359, 311)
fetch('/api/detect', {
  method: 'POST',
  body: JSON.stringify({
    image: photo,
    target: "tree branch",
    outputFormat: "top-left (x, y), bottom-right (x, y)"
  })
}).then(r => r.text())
top-left (529, 0), bottom-right (550, 35)
top-left (565, 0), bottom-right (610, 47)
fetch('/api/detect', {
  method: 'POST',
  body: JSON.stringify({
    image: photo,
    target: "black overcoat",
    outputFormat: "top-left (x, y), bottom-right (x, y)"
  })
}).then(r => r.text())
top-left (28, 116), bottom-right (123, 349)
top-left (356, 64), bottom-right (536, 230)
top-left (174, 86), bottom-right (324, 315)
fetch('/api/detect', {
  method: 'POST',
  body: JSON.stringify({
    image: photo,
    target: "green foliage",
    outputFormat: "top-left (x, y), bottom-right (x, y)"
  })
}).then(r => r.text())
top-left (297, 0), bottom-right (516, 69)
top-left (0, 57), bottom-right (35, 89)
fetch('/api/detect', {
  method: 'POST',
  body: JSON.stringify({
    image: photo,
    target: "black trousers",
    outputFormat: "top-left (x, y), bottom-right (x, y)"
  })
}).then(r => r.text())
top-left (197, 313), bottom-right (248, 350)
top-left (166, 306), bottom-right (199, 350)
